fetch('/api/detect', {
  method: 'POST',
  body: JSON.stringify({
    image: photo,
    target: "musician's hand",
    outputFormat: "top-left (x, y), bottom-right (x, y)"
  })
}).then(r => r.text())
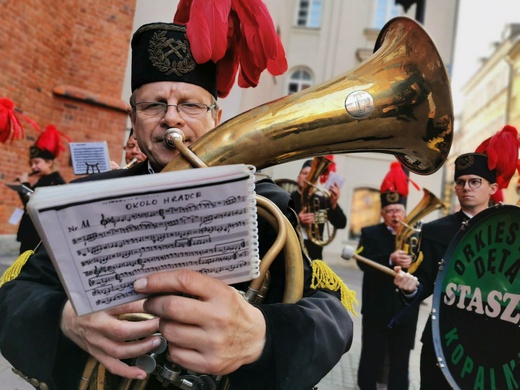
top-left (393, 266), bottom-right (419, 293)
top-left (135, 269), bottom-right (266, 375)
top-left (60, 300), bottom-right (160, 379)
top-left (110, 160), bottom-right (121, 170)
top-left (15, 172), bottom-right (29, 183)
top-left (298, 207), bottom-right (315, 225)
top-left (329, 183), bottom-right (340, 209)
top-left (390, 249), bottom-right (412, 268)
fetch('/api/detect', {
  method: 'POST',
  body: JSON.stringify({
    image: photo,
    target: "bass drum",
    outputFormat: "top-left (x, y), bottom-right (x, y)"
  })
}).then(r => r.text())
top-left (432, 204), bottom-right (520, 390)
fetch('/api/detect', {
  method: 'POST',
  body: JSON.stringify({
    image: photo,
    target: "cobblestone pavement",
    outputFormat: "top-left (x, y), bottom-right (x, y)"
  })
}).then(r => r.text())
top-left (0, 238), bottom-right (431, 389)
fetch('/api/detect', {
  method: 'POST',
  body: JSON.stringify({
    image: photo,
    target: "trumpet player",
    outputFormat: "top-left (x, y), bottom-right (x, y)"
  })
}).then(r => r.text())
top-left (110, 128), bottom-right (146, 170)
top-left (0, 4), bottom-right (354, 390)
top-left (354, 162), bottom-right (421, 390)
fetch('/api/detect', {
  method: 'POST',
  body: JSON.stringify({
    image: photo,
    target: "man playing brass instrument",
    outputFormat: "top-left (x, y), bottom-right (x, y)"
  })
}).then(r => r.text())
top-left (354, 162), bottom-right (420, 390)
top-left (0, 3), bottom-right (354, 390)
top-left (290, 159), bottom-right (347, 260)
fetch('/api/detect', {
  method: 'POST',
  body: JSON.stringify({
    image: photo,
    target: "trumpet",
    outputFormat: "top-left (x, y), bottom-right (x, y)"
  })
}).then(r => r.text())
top-left (122, 158), bottom-right (139, 169)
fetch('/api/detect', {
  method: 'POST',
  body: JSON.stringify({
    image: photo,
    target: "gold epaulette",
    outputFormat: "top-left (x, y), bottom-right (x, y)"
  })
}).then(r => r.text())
top-left (310, 259), bottom-right (358, 316)
top-left (0, 250), bottom-right (33, 287)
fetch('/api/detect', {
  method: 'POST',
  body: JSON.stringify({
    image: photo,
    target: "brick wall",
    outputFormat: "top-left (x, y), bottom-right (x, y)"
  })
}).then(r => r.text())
top-left (0, 0), bottom-right (136, 234)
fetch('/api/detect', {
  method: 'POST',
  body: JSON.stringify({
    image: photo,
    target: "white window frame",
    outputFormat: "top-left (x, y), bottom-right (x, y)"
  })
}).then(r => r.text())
top-left (287, 68), bottom-right (314, 94)
top-left (296, 0), bottom-right (323, 28)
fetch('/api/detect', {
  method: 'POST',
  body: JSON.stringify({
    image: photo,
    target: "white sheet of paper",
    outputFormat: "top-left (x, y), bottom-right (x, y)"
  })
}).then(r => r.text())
top-left (70, 142), bottom-right (111, 175)
top-left (324, 172), bottom-right (345, 190)
top-left (8, 208), bottom-right (24, 225)
top-left (28, 165), bottom-right (259, 315)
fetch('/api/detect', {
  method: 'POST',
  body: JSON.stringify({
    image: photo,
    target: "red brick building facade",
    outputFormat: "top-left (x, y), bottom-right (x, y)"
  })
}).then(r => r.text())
top-left (0, 0), bottom-right (136, 234)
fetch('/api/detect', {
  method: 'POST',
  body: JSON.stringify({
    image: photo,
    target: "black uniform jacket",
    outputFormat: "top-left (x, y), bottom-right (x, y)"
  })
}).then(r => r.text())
top-left (0, 161), bottom-right (353, 390)
top-left (357, 223), bottom-right (420, 335)
top-left (412, 211), bottom-right (467, 343)
top-left (16, 171), bottom-right (66, 251)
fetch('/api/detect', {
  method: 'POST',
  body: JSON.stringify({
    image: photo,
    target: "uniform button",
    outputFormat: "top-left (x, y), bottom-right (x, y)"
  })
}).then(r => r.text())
top-left (39, 383), bottom-right (49, 390)
top-left (30, 377), bottom-right (40, 386)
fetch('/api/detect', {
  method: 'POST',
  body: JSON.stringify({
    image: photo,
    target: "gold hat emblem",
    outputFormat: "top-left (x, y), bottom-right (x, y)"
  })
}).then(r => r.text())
top-left (148, 30), bottom-right (196, 77)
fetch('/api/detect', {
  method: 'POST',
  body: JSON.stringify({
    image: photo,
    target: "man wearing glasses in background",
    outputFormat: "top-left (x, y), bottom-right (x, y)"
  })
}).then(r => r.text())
top-left (393, 124), bottom-right (520, 389)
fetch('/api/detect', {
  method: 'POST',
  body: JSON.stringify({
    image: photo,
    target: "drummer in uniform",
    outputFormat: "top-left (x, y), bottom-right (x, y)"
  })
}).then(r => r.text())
top-left (393, 125), bottom-right (520, 389)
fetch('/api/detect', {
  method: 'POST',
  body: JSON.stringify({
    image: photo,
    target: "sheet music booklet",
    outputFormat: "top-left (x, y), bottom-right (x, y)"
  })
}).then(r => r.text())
top-left (27, 164), bottom-right (259, 315)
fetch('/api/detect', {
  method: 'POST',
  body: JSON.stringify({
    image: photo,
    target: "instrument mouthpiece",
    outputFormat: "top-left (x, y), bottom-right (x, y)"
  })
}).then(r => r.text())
top-left (341, 246), bottom-right (355, 261)
top-left (163, 128), bottom-right (184, 149)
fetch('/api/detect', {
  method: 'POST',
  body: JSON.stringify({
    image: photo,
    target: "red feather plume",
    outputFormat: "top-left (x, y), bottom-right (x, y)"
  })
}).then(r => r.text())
top-left (380, 162), bottom-right (412, 197)
top-left (174, 0), bottom-right (288, 98)
top-left (475, 125), bottom-right (520, 189)
top-left (0, 98), bottom-right (40, 143)
top-left (34, 124), bottom-right (71, 158)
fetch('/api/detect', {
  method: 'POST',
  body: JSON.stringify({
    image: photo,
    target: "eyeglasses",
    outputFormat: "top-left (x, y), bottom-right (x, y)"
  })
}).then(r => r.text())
top-left (133, 101), bottom-right (216, 118)
top-left (455, 178), bottom-right (482, 190)
top-left (383, 208), bottom-right (405, 215)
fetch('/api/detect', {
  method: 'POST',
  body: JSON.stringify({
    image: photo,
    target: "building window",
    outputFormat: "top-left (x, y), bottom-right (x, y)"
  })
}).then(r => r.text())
top-left (287, 69), bottom-right (313, 94)
top-left (373, 0), bottom-right (400, 29)
top-left (296, 0), bottom-right (323, 28)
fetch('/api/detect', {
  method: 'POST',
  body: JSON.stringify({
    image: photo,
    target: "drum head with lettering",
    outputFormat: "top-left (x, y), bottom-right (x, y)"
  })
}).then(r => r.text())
top-left (432, 204), bottom-right (519, 390)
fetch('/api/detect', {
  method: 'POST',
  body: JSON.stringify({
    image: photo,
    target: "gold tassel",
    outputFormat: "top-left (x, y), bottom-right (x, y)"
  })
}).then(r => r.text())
top-left (310, 260), bottom-right (358, 316)
top-left (0, 250), bottom-right (33, 287)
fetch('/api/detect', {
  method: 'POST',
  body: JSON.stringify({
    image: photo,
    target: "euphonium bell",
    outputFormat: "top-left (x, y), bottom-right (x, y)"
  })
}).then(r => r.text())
top-left (163, 16), bottom-right (453, 176)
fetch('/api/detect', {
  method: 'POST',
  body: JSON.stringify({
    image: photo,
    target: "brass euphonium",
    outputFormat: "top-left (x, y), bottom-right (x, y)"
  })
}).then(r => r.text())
top-left (81, 16), bottom-right (453, 389)
top-left (396, 188), bottom-right (446, 273)
top-left (300, 156), bottom-right (336, 247)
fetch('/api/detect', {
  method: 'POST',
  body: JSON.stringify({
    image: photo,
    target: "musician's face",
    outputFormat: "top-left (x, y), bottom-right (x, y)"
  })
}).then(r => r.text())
top-left (297, 167), bottom-right (311, 190)
top-left (381, 205), bottom-right (405, 230)
top-left (124, 134), bottom-right (146, 164)
top-left (29, 157), bottom-right (53, 177)
top-left (130, 81), bottom-right (222, 171)
top-left (455, 174), bottom-right (497, 213)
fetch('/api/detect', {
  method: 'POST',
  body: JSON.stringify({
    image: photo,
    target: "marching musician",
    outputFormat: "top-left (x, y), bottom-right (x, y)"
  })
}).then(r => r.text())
top-left (290, 159), bottom-right (347, 260)
top-left (111, 128), bottom-right (147, 170)
top-left (393, 125), bottom-right (520, 389)
top-left (0, 3), bottom-right (355, 390)
top-left (354, 162), bottom-right (421, 390)
top-left (14, 125), bottom-right (67, 254)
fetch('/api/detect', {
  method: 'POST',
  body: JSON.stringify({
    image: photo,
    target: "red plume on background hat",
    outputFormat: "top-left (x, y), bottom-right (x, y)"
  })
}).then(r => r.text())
top-left (173, 0), bottom-right (288, 98)
top-left (474, 125), bottom-right (520, 189)
top-left (30, 125), bottom-right (70, 160)
top-left (380, 162), bottom-right (420, 207)
top-left (0, 98), bottom-right (40, 143)
top-left (319, 155), bottom-right (336, 184)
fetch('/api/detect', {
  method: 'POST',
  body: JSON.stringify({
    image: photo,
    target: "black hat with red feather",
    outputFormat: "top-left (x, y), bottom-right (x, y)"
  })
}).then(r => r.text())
top-left (380, 162), bottom-right (420, 208)
top-left (454, 125), bottom-right (520, 189)
top-left (30, 125), bottom-right (69, 160)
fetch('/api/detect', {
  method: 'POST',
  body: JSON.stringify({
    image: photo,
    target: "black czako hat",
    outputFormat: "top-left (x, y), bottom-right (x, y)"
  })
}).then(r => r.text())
top-left (131, 23), bottom-right (217, 98)
top-left (454, 153), bottom-right (496, 183)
